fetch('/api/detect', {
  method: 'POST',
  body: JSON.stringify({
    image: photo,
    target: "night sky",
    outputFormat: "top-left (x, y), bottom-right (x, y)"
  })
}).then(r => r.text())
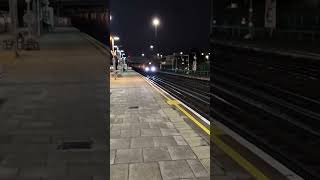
top-left (110, 0), bottom-right (211, 56)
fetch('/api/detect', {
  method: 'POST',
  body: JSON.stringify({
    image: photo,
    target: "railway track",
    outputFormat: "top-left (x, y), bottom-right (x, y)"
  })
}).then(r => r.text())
top-left (212, 45), bottom-right (320, 180)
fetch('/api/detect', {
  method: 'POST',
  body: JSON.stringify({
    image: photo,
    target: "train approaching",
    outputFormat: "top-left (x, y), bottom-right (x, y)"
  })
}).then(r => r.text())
top-left (132, 62), bottom-right (158, 74)
top-left (144, 62), bottom-right (157, 73)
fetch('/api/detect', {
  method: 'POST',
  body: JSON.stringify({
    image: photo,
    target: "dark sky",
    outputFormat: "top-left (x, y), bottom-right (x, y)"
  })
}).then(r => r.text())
top-left (110, 0), bottom-right (211, 56)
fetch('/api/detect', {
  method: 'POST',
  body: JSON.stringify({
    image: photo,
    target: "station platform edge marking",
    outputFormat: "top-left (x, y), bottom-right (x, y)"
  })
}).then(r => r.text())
top-left (142, 75), bottom-right (271, 180)
top-left (167, 99), bottom-right (210, 135)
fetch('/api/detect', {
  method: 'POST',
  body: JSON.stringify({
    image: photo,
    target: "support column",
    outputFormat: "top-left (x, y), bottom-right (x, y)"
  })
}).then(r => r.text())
top-left (37, 0), bottom-right (41, 36)
top-left (9, 0), bottom-right (18, 55)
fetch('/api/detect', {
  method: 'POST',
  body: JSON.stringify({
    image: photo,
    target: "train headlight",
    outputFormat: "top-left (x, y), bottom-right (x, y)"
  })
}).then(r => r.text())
top-left (145, 67), bottom-right (150, 72)
top-left (151, 66), bottom-right (156, 72)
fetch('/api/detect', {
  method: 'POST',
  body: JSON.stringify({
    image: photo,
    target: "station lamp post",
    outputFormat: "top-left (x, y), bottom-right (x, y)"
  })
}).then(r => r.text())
top-left (119, 50), bottom-right (124, 57)
top-left (248, 0), bottom-right (253, 38)
top-left (150, 45), bottom-right (154, 56)
top-left (25, 0), bottom-right (32, 38)
top-left (110, 36), bottom-right (120, 53)
top-left (110, 35), bottom-right (120, 71)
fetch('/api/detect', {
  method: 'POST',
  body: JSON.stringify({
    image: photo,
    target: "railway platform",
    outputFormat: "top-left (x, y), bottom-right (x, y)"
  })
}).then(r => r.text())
top-left (110, 71), bottom-right (210, 180)
top-left (0, 27), bottom-right (108, 179)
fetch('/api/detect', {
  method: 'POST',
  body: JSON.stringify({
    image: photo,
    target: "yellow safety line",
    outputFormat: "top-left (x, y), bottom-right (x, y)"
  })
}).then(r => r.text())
top-left (167, 99), bottom-right (210, 135)
top-left (145, 77), bottom-right (270, 180)
top-left (214, 135), bottom-right (270, 180)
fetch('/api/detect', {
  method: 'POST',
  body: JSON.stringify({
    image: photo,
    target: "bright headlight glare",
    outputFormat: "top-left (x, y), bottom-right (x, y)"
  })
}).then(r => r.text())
top-left (151, 66), bottom-right (156, 72)
top-left (145, 67), bottom-right (150, 72)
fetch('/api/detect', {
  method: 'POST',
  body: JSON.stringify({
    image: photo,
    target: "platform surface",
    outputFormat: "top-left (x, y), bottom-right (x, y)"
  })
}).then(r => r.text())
top-left (0, 27), bottom-right (108, 179)
top-left (110, 71), bottom-right (210, 180)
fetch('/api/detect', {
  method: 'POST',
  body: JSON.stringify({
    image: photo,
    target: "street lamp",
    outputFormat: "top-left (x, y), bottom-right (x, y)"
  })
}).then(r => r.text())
top-left (152, 17), bottom-right (160, 52)
top-left (110, 35), bottom-right (120, 72)
top-left (150, 45), bottom-right (154, 50)
top-left (110, 36), bottom-right (120, 53)
top-left (119, 50), bottom-right (124, 56)
top-left (152, 17), bottom-right (160, 38)
top-left (142, 53), bottom-right (145, 57)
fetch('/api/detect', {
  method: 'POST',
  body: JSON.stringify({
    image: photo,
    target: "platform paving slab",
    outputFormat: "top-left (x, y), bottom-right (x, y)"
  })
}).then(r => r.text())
top-left (111, 164), bottom-right (129, 180)
top-left (168, 146), bottom-right (197, 160)
top-left (141, 128), bottom-right (162, 137)
top-left (115, 149), bottom-right (143, 164)
top-left (159, 160), bottom-right (195, 179)
top-left (187, 159), bottom-right (210, 178)
top-left (143, 147), bottom-right (171, 162)
top-left (129, 162), bottom-right (162, 180)
top-left (131, 137), bottom-right (155, 148)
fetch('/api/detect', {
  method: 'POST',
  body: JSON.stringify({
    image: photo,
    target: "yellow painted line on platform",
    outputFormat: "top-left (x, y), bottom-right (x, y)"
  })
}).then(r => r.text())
top-left (144, 77), bottom-right (270, 180)
top-left (167, 99), bottom-right (210, 135)
top-left (214, 135), bottom-right (270, 180)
